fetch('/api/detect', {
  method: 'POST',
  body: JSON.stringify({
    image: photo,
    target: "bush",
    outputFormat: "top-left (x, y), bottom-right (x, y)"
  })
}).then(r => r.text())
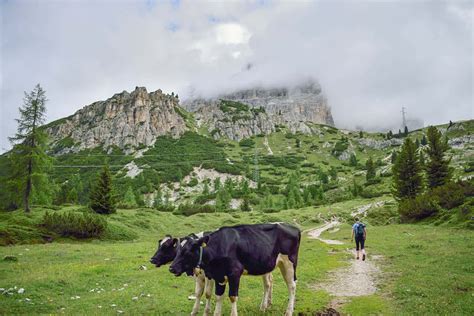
top-left (155, 204), bottom-right (175, 212)
top-left (360, 185), bottom-right (387, 198)
top-left (174, 203), bottom-right (216, 216)
top-left (398, 195), bottom-right (439, 221)
top-left (431, 182), bottom-right (465, 209)
top-left (239, 138), bottom-right (255, 148)
top-left (42, 211), bottom-right (107, 238)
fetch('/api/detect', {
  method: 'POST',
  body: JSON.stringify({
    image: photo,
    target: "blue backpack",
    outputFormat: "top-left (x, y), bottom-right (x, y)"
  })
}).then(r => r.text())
top-left (355, 223), bottom-right (365, 237)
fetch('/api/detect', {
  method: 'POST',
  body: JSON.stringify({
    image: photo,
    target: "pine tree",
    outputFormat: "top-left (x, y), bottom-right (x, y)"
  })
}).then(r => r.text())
top-left (391, 150), bottom-right (398, 164)
top-left (90, 165), bottom-right (116, 214)
top-left (392, 138), bottom-right (423, 200)
top-left (213, 178), bottom-right (221, 192)
top-left (216, 187), bottom-right (231, 211)
top-left (8, 84), bottom-right (52, 212)
top-left (359, 130), bottom-right (363, 138)
top-left (398, 129), bottom-right (402, 138)
top-left (415, 138), bottom-right (420, 148)
top-left (349, 153), bottom-right (358, 166)
top-left (121, 186), bottom-right (138, 209)
top-left (241, 197), bottom-right (251, 212)
top-left (329, 166), bottom-right (338, 181)
top-left (425, 126), bottom-right (451, 188)
top-left (202, 181), bottom-right (210, 196)
top-left (153, 186), bottom-right (163, 208)
top-left (365, 157), bottom-right (376, 182)
top-left (404, 126), bottom-right (409, 137)
top-left (421, 134), bottom-right (428, 146)
top-left (387, 130), bottom-right (393, 139)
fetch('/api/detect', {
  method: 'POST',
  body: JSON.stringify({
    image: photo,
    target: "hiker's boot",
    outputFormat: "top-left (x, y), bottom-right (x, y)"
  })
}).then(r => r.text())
top-left (362, 254), bottom-right (366, 261)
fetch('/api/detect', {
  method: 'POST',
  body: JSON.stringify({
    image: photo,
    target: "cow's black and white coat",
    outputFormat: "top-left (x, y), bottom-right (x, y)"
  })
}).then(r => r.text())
top-left (169, 223), bottom-right (301, 316)
top-left (150, 232), bottom-right (215, 316)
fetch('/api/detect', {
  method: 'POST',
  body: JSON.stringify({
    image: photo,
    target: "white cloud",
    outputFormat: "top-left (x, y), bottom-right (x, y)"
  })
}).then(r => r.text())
top-left (0, 0), bottom-right (472, 152)
top-left (215, 23), bottom-right (251, 44)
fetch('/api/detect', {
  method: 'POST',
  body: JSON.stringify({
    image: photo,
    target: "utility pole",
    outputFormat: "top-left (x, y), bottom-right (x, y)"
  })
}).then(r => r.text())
top-left (401, 107), bottom-right (407, 129)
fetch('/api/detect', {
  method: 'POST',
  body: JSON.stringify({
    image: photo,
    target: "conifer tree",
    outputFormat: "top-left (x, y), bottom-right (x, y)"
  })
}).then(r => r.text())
top-left (153, 186), bottom-right (162, 208)
top-left (391, 150), bottom-right (398, 164)
top-left (8, 84), bottom-right (52, 212)
top-left (404, 126), bottom-right (409, 137)
top-left (421, 134), bottom-right (428, 146)
top-left (241, 197), bottom-right (251, 212)
top-left (349, 153), bottom-right (358, 166)
top-left (366, 157), bottom-right (376, 182)
top-left (392, 138), bottom-right (423, 200)
top-left (90, 165), bottom-right (116, 214)
top-left (216, 187), bottom-right (231, 211)
top-left (121, 186), bottom-right (138, 209)
top-left (202, 181), bottom-right (210, 196)
top-left (425, 126), bottom-right (451, 188)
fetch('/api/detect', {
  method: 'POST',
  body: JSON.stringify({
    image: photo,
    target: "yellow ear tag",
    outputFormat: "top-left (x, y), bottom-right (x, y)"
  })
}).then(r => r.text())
top-left (202, 243), bottom-right (207, 248)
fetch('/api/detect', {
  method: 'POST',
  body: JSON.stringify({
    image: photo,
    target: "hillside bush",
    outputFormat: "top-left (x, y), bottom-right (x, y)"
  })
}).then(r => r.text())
top-left (155, 204), bottom-right (175, 212)
top-left (398, 195), bottom-right (439, 221)
top-left (239, 138), bottom-right (255, 147)
top-left (42, 211), bottom-right (107, 238)
top-left (431, 182), bottom-right (465, 209)
top-left (174, 203), bottom-right (216, 216)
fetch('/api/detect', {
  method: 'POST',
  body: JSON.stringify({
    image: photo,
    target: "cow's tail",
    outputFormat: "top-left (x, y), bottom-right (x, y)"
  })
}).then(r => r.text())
top-left (293, 230), bottom-right (301, 282)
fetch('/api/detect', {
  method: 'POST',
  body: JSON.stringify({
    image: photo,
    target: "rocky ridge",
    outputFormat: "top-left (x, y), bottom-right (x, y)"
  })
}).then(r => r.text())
top-left (184, 80), bottom-right (335, 141)
top-left (45, 87), bottom-right (187, 153)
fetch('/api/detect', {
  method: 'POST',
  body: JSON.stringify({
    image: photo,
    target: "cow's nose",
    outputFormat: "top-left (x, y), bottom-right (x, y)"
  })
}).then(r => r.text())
top-left (169, 266), bottom-right (176, 273)
top-left (150, 259), bottom-right (155, 264)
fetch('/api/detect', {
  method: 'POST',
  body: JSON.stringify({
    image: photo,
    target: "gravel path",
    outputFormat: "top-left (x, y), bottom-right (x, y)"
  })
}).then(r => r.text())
top-left (308, 221), bottom-right (381, 298)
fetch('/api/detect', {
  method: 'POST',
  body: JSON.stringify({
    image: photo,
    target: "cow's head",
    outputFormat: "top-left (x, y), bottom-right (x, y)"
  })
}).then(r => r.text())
top-left (169, 235), bottom-right (210, 277)
top-left (150, 235), bottom-right (179, 267)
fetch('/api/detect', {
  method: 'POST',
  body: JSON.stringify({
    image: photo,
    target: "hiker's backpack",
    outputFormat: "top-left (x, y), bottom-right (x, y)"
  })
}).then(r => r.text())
top-left (355, 223), bottom-right (365, 237)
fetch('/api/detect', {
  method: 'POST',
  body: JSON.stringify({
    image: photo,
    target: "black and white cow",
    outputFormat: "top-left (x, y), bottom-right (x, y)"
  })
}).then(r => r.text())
top-left (169, 223), bottom-right (301, 316)
top-left (150, 233), bottom-right (215, 316)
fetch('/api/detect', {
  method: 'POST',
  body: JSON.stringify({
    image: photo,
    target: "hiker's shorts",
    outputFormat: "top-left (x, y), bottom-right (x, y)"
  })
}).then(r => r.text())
top-left (355, 235), bottom-right (365, 250)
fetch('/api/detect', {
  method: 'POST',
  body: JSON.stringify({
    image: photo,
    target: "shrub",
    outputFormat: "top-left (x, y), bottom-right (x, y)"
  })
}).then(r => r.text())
top-left (431, 182), bottom-right (465, 209)
top-left (398, 195), bottom-right (439, 221)
top-left (174, 203), bottom-right (216, 216)
top-left (155, 204), bottom-right (175, 212)
top-left (239, 138), bottom-right (255, 148)
top-left (42, 211), bottom-right (107, 238)
top-left (187, 178), bottom-right (199, 187)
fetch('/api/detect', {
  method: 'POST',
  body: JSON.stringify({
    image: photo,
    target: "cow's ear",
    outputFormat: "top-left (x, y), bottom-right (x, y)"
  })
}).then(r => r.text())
top-left (198, 235), bottom-right (210, 247)
top-left (172, 238), bottom-right (179, 247)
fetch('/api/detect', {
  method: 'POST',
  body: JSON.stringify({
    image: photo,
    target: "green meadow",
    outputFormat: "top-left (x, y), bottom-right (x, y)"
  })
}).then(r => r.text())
top-left (1, 198), bottom-right (473, 315)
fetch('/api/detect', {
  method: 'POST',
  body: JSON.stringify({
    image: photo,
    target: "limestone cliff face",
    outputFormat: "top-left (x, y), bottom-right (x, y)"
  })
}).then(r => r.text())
top-left (183, 80), bottom-right (335, 141)
top-left (46, 87), bottom-right (187, 153)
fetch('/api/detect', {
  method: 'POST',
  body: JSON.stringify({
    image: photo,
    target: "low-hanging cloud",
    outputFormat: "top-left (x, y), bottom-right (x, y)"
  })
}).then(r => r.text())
top-left (1, 0), bottom-right (472, 152)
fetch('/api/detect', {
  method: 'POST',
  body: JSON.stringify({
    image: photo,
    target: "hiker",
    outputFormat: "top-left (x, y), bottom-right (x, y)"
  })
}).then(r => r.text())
top-left (351, 217), bottom-right (367, 260)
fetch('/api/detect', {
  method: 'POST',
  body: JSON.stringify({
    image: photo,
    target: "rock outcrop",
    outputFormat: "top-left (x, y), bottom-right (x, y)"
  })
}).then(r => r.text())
top-left (45, 87), bottom-right (187, 153)
top-left (183, 79), bottom-right (335, 141)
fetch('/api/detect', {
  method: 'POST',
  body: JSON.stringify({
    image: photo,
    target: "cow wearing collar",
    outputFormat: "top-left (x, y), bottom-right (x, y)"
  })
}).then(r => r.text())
top-left (169, 223), bottom-right (301, 316)
top-left (150, 232), bottom-right (215, 316)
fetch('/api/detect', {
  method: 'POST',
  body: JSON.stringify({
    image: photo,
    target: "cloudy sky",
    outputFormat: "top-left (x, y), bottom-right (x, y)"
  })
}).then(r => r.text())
top-left (1, 0), bottom-right (473, 151)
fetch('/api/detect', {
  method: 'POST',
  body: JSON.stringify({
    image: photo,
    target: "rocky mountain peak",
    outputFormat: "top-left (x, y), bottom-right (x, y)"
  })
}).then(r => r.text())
top-left (183, 79), bottom-right (335, 141)
top-left (45, 87), bottom-right (186, 154)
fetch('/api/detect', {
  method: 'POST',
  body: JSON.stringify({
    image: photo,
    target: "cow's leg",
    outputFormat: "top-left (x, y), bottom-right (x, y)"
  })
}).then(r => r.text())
top-left (278, 255), bottom-right (297, 316)
top-left (203, 278), bottom-right (214, 316)
top-left (260, 273), bottom-right (273, 311)
top-left (213, 281), bottom-right (226, 316)
top-left (228, 275), bottom-right (241, 316)
top-left (190, 273), bottom-right (205, 316)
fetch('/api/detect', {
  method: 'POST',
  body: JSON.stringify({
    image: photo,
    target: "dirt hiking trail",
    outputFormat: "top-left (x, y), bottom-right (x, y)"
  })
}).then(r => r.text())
top-left (307, 219), bottom-right (382, 310)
